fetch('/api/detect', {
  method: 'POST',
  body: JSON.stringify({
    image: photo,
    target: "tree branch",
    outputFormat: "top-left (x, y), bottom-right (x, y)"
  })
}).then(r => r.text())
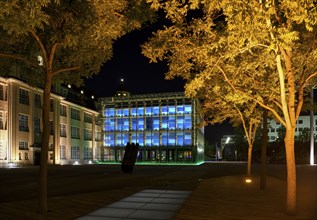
top-left (48, 43), bottom-right (58, 70)
top-left (30, 29), bottom-right (48, 69)
top-left (51, 66), bottom-right (80, 76)
top-left (216, 64), bottom-right (286, 126)
top-left (0, 53), bottom-right (41, 68)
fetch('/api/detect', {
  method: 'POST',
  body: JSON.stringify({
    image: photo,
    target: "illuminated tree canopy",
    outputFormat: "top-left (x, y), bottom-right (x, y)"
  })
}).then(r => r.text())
top-left (142, 0), bottom-right (317, 215)
top-left (0, 0), bottom-right (154, 85)
top-left (0, 0), bottom-right (154, 217)
top-left (201, 85), bottom-right (262, 177)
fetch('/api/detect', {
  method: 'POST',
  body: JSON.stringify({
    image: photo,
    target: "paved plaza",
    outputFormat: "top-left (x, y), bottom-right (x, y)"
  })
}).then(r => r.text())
top-left (0, 163), bottom-right (316, 220)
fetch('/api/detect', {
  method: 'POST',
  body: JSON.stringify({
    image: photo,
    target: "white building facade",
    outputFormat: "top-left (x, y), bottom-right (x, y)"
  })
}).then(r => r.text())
top-left (0, 77), bottom-right (103, 166)
top-left (267, 115), bottom-right (315, 142)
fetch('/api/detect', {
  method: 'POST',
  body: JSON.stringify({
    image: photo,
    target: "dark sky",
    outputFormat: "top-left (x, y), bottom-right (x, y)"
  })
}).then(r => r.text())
top-left (85, 20), bottom-right (233, 145)
top-left (85, 23), bottom-right (185, 97)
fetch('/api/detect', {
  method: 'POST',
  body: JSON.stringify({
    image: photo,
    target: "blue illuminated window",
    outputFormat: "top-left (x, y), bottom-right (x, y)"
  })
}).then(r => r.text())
top-left (132, 133), bottom-right (137, 144)
top-left (168, 106), bottom-right (175, 114)
top-left (104, 134), bottom-right (115, 146)
top-left (184, 115), bottom-right (192, 129)
top-left (153, 133), bottom-right (159, 146)
top-left (105, 108), bottom-right (115, 117)
top-left (145, 132), bottom-right (152, 146)
top-left (184, 132), bottom-right (192, 145)
top-left (176, 105), bottom-right (184, 114)
top-left (162, 132), bottom-right (168, 146)
top-left (116, 118), bottom-right (124, 131)
top-left (153, 106), bottom-right (159, 115)
top-left (129, 134), bottom-right (142, 146)
top-left (177, 132), bottom-right (184, 146)
top-left (116, 133), bottom-right (129, 146)
top-left (123, 133), bottom-right (129, 146)
top-left (146, 107), bottom-right (152, 115)
top-left (116, 109), bottom-right (123, 117)
top-left (137, 107), bottom-right (144, 116)
top-left (105, 118), bottom-right (115, 131)
top-left (168, 132), bottom-right (176, 145)
top-left (116, 134), bottom-right (122, 146)
top-left (161, 106), bottom-right (168, 114)
top-left (131, 108), bottom-right (137, 116)
top-left (184, 105), bottom-right (192, 113)
top-left (162, 116), bottom-right (168, 129)
top-left (123, 118), bottom-right (129, 131)
top-left (138, 118), bottom-right (144, 130)
top-left (153, 117), bottom-right (159, 130)
top-left (177, 116), bottom-right (184, 129)
top-left (132, 118), bottom-right (137, 130)
top-left (168, 116), bottom-right (176, 130)
top-left (138, 133), bottom-right (144, 146)
top-left (123, 108), bottom-right (129, 116)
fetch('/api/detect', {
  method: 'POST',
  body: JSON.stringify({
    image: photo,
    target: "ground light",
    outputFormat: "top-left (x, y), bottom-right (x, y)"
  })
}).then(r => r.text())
top-left (245, 178), bottom-right (252, 184)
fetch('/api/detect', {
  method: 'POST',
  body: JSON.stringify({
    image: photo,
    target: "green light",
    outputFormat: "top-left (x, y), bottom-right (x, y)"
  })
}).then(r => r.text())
top-left (96, 161), bottom-right (204, 166)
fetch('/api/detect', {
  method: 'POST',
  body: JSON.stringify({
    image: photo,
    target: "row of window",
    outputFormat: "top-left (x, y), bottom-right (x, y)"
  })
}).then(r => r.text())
top-left (104, 115), bottom-right (192, 132)
top-left (17, 114), bottom-right (100, 140)
top-left (269, 126), bottom-right (317, 133)
top-left (68, 146), bottom-right (93, 160)
top-left (104, 105), bottom-right (192, 117)
top-left (7, 146), bottom-right (93, 161)
top-left (104, 131), bottom-right (192, 147)
top-left (18, 89), bottom-right (93, 122)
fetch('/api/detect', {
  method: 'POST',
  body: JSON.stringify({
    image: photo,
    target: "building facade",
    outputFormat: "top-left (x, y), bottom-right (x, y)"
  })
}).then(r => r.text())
top-left (267, 115), bottom-right (317, 141)
top-left (0, 77), bottom-right (103, 166)
top-left (98, 90), bottom-right (205, 164)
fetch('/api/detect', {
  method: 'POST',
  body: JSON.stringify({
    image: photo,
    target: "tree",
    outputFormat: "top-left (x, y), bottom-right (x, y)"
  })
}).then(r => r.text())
top-left (0, 0), bottom-right (154, 217)
top-left (197, 84), bottom-right (262, 177)
top-left (142, 0), bottom-right (317, 215)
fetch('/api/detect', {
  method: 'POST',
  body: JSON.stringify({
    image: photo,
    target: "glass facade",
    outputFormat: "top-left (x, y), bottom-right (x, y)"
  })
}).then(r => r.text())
top-left (103, 104), bottom-right (192, 147)
top-left (100, 92), bottom-right (204, 164)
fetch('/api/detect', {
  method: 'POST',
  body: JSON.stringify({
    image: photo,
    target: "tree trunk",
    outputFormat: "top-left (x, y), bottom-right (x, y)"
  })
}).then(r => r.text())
top-left (284, 127), bottom-right (297, 215)
top-left (260, 109), bottom-right (268, 190)
top-left (247, 144), bottom-right (252, 177)
top-left (39, 72), bottom-right (52, 218)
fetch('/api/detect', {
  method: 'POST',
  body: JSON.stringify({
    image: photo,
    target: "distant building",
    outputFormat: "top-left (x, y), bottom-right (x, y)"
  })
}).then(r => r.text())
top-left (0, 76), bottom-right (102, 166)
top-left (219, 115), bottom-right (316, 147)
top-left (97, 79), bottom-right (204, 164)
top-left (267, 116), bottom-right (316, 141)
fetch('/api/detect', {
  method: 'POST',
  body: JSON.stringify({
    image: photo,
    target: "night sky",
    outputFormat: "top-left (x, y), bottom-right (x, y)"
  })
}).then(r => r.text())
top-left (85, 20), bottom-right (233, 145)
top-left (85, 21), bottom-right (185, 98)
